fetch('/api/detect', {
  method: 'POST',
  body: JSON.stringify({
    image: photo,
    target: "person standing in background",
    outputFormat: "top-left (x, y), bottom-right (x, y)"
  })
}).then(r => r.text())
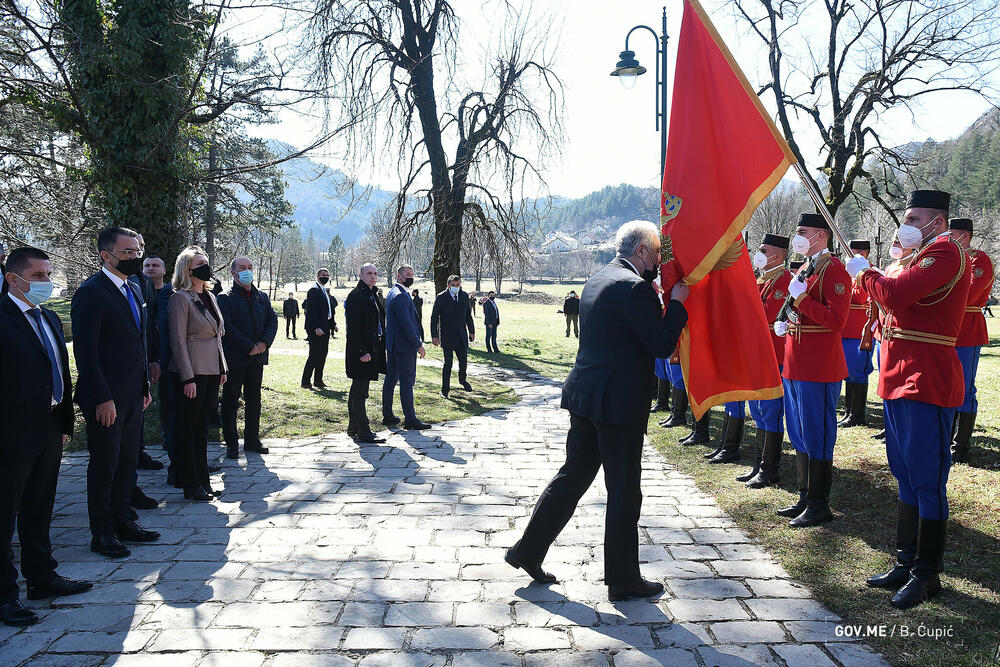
top-left (412, 288), bottom-right (425, 342)
top-left (283, 292), bottom-right (300, 339)
top-left (302, 268), bottom-right (337, 389)
top-left (143, 255), bottom-right (177, 480)
top-left (483, 290), bottom-right (500, 353)
top-left (563, 290), bottom-right (580, 338)
top-left (430, 275), bottom-right (475, 398)
top-left (469, 291), bottom-right (477, 316)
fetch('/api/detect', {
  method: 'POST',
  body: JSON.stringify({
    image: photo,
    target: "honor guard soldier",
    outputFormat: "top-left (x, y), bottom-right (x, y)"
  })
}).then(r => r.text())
top-left (773, 214), bottom-right (850, 527)
top-left (849, 189), bottom-right (971, 609)
top-left (870, 240), bottom-right (914, 441)
top-left (840, 240), bottom-right (875, 427)
top-left (738, 234), bottom-right (792, 488)
top-left (948, 218), bottom-right (994, 463)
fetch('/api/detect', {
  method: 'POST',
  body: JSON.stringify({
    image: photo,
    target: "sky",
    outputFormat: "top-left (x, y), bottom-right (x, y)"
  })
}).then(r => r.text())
top-left (239, 0), bottom-right (997, 199)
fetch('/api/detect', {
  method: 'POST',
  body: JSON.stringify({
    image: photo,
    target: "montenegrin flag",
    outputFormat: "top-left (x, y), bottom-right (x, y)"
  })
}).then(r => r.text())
top-left (659, 0), bottom-right (796, 418)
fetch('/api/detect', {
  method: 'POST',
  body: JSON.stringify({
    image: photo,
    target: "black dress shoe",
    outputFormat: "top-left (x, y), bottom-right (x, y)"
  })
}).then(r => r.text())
top-left (504, 549), bottom-right (557, 583)
top-left (26, 576), bottom-right (93, 600)
top-left (115, 521), bottom-right (160, 543)
top-left (382, 416), bottom-right (401, 426)
top-left (460, 382), bottom-right (473, 391)
top-left (90, 535), bottom-right (130, 558)
top-left (314, 380), bottom-right (328, 388)
top-left (208, 464), bottom-right (221, 473)
top-left (441, 390), bottom-right (450, 398)
top-left (130, 486), bottom-right (159, 510)
top-left (355, 432), bottom-right (387, 443)
top-left (137, 451), bottom-right (164, 470)
top-left (245, 442), bottom-right (269, 454)
top-left (608, 578), bottom-right (665, 601)
top-left (0, 600), bottom-right (39, 626)
top-left (127, 507), bottom-right (139, 521)
top-left (301, 382), bottom-right (313, 389)
top-left (404, 420), bottom-right (432, 430)
top-left (184, 486), bottom-right (212, 501)
top-left (202, 485), bottom-right (222, 497)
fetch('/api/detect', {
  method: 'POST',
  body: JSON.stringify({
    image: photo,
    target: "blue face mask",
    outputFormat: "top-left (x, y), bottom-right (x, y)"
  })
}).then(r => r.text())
top-left (237, 269), bottom-right (253, 285)
top-left (15, 274), bottom-right (54, 305)
top-left (448, 286), bottom-right (460, 296)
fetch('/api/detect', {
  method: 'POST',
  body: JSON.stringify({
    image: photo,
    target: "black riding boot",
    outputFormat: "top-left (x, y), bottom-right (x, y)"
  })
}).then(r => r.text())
top-left (708, 414), bottom-right (743, 463)
top-left (951, 411), bottom-right (974, 463)
top-left (736, 429), bottom-right (764, 482)
top-left (789, 458), bottom-right (834, 527)
top-left (659, 387), bottom-right (688, 428)
top-left (849, 381), bottom-right (868, 426)
top-left (776, 451), bottom-right (809, 517)
top-left (680, 412), bottom-right (710, 445)
top-left (746, 430), bottom-right (782, 488)
top-left (651, 379), bottom-right (671, 413)
top-left (891, 518), bottom-right (946, 609)
top-left (837, 382), bottom-right (856, 426)
top-left (867, 501), bottom-right (918, 589)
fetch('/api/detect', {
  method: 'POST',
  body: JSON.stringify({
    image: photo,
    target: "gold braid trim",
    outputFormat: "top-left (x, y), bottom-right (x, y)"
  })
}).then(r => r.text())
top-left (915, 237), bottom-right (967, 307)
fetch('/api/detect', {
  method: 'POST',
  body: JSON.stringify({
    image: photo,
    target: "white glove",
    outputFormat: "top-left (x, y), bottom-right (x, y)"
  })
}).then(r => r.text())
top-left (846, 254), bottom-right (871, 278)
top-left (788, 278), bottom-right (806, 299)
top-left (774, 321), bottom-right (788, 337)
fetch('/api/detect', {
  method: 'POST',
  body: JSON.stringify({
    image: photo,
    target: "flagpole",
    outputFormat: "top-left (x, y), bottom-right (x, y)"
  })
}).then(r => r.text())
top-left (792, 162), bottom-right (853, 254)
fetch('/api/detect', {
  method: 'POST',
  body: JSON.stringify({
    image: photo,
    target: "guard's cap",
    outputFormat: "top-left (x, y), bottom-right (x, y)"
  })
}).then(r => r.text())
top-left (905, 190), bottom-right (950, 211)
top-left (761, 234), bottom-right (789, 249)
top-left (849, 239), bottom-right (871, 251)
top-left (949, 218), bottom-right (973, 232)
top-left (797, 213), bottom-right (828, 230)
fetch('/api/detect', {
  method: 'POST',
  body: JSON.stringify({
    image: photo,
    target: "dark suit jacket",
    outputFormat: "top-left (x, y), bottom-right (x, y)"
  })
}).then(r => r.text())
top-left (385, 284), bottom-right (421, 354)
top-left (344, 281), bottom-right (387, 380)
top-left (561, 258), bottom-right (687, 433)
top-left (304, 285), bottom-right (336, 334)
top-left (282, 298), bottom-right (300, 318)
top-left (563, 296), bottom-right (580, 315)
top-left (483, 298), bottom-right (500, 326)
top-left (430, 289), bottom-right (475, 350)
top-left (71, 270), bottom-right (149, 411)
top-left (216, 284), bottom-right (278, 370)
top-left (0, 296), bottom-right (74, 453)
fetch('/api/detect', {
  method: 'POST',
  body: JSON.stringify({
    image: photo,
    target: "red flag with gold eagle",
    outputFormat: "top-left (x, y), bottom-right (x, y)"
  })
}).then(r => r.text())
top-left (659, 0), bottom-right (796, 418)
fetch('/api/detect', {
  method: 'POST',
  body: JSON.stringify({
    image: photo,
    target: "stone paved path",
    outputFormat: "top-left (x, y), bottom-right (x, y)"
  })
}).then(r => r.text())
top-left (2, 363), bottom-right (889, 666)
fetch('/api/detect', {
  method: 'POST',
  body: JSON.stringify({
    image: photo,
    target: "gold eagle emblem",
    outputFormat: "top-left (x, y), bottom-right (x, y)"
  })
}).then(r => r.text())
top-left (711, 237), bottom-right (745, 272)
top-left (919, 257), bottom-right (936, 269)
top-left (774, 290), bottom-right (786, 300)
top-left (660, 232), bottom-right (675, 263)
top-left (835, 283), bottom-right (846, 295)
top-left (661, 192), bottom-right (683, 225)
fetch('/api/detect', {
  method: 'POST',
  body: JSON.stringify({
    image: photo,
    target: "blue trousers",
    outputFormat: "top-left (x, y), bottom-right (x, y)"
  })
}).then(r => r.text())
top-left (749, 367), bottom-right (784, 432)
top-left (724, 401), bottom-right (745, 418)
top-left (654, 358), bottom-right (669, 381)
top-left (883, 398), bottom-right (953, 520)
top-left (955, 346), bottom-right (982, 414)
top-left (485, 325), bottom-right (499, 353)
top-left (666, 362), bottom-right (685, 390)
top-left (874, 341), bottom-right (881, 372)
top-left (842, 339), bottom-right (874, 383)
top-left (782, 378), bottom-right (840, 461)
top-left (383, 351), bottom-right (418, 421)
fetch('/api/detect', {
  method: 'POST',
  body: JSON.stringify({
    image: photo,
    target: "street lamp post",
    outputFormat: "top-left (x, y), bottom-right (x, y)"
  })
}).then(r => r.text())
top-left (610, 7), bottom-right (669, 180)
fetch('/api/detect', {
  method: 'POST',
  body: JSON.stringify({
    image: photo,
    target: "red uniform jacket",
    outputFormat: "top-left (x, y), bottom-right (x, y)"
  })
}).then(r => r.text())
top-left (873, 255), bottom-right (914, 343)
top-left (758, 266), bottom-right (792, 366)
top-left (956, 249), bottom-right (994, 348)
top-left (857, 234), bottom-right (972, 407)
top-left (842, 280), bottom-right (870, 340)
top-left (782, 253), bottom-right (851, 383)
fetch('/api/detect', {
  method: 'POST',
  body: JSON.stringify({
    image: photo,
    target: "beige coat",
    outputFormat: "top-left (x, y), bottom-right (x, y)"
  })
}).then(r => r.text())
top-left (168, 289), bottom-right (228, 380)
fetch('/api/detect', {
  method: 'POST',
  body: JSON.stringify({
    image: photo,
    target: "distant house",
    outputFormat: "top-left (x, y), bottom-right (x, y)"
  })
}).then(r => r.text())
top-left (539, 233), bottom-right (579, 253)
top-left (578, 232), bottom-right (598, 246)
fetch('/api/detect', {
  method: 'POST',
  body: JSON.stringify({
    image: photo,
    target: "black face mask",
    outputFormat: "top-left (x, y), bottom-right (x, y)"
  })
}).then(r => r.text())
top-left (191, 264), bottom-right (213, 281)
top-left (113, 256), bottom-right (143, 277)
top-left (402, 277), bottom-right (414, 288)
top-left (637, 248), bottom-right (658, 283)
top-left (318, 276), bottom-right (329, 285)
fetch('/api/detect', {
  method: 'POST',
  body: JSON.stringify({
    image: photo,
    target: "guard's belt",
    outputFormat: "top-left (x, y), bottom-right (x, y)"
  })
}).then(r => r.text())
top-left (882, 324), bottom-right (957, 346)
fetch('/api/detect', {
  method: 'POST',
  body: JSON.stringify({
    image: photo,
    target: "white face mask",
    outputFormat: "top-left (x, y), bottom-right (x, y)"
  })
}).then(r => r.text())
top-left (896, 217), bottom-right (937, 249)
top-left (889, 245), bottom-right (904, 260)
top-left (752, 251), bottom-right (769, 269)
top-left (791, 233), bottom-right (811, 255)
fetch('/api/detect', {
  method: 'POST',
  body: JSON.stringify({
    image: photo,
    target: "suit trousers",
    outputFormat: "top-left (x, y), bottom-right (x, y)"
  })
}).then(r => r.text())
top-left (485, 325), bottom-right (499, 352)
top-left (509, 414), bottom-right (644, 586)
top-left (85, 395), bottom-right (143, 537)
top-left (285, 316), bottom-right (297, 338)
top-left (383, 352), bottom-right (418, 422)
top-left (565, 313), bottom-right (579, 336)
top-left (348, 378), bottom-right (372, 434)
top-left (158, 372), bottom-right (177, 460)
top-left (0, 414), bottom-right (62, 602)
top-left (222, 364), bottom-right (264, 447)
top-left (441, 346), bottom-right (468, 392)
top-left (302, 331), bottom-right (330, 384)
top-left (172, 373), bottom-right (221, 489)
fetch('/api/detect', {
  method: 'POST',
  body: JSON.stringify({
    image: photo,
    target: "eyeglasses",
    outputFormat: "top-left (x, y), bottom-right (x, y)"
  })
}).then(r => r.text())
top-left (111, 248), bottom-right (143, 258)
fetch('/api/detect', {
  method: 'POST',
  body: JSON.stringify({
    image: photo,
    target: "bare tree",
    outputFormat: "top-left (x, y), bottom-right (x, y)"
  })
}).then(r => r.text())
top-left (745, 180), bottom-right (810, 242)
top-left (732, 0), bottom-right (1000, 217)
top-left (303, 0), bottom-right (564, 292)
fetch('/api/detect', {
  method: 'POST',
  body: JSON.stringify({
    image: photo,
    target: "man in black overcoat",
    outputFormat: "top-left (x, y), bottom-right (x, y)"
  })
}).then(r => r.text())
top-left (301, 268), bottom-right (337, 389)
top-left (345, 263), bottom-right (387, 443)
top-left (430, 274), bottom-right (476, 397)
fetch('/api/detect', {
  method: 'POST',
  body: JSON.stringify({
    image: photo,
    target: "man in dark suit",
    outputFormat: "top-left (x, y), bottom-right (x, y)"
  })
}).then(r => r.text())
top-left (283, 292), bottom-right (300, 339)
top-left (130, 235), bottom-right (163, 502)
top-left (72, 226), bottom-right (159, 559)
top-left (411, 289), bottom-right (425, 341)
top-left (382, 264), bottom-right (430, 429)
top-left (302, 268), bottom-right (337, 389)
top-left (217, 257), bottom-right (278, 459)
top-left (563, 290), bottom-right (580, 338)
top-left (430, 274), bottom-right (475, 397)
top-left (505, 221), bottom-right (689, 601)
top-left (0, 248), bottom-right (93, 626)
top-left (143, 255), bottom-right (177, 478)
top-left (345, 263), bottom-right (387, 443)
top-left (483, 291), bottom-right (500, 353)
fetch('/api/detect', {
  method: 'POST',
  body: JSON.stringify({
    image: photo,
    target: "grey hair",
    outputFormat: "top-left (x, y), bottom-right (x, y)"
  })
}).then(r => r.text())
top-left (359, 263), bottom-right (376, 277)
top-left (616, 220), bottom-right (659, 257)
top-left (230, 256), bottom-right (251, 272)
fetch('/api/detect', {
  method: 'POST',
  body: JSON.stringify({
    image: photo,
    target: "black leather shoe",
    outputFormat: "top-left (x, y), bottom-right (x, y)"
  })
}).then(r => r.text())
top-left (130, 486), bottom-right (159, 510)
top-left (0, 600), bottom-right (39, 627)
top-left (707, 447), bottom-right (739, 464)
top-left (208, 464), bottom-right (221, 473)
top-left (383, 416), bottom-right (401, 426)
top-left (404, 420), bottom-right (432, 430)
top-left (115, 521), bottom-right (160, 543)
top-left (90, 535), bottom-right (130, 558)
top-left (356, 432), bottom-right (387, 443)
top-left (301, 382), bottom-right (313, 389)
top-left (891, 573), bottom-right (941, 609)
top-left (184, 486), bottom-right (212, 501)
top-left (26, 576), bottom-right (93, 600)
top-left (314, 380), bottom-right (328, 388)
top-left (867, 501), bottom-right (918, 590)
top-left (137, 451), bottom-right (164, 470)
top-left (608, 579), bottom-right (665, 601)
top-left (203, 485), bottom-right (222, 497)
top-left (245, 442), bottom-right (269, 454)
top-left (441, 390), bottom-right (450, 398)
top-left (461, 382), bottom-right (473, 391)
top-left (504, 549), bottom-right (557, 583)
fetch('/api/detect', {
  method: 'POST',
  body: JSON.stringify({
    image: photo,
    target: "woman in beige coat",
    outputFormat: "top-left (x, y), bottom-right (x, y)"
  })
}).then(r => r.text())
top-left (168, 246), bottom-right (227, 502)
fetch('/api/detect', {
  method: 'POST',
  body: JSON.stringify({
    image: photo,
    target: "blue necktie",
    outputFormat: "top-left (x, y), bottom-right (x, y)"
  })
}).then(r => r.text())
top-left (124, 283), bottom-right (141, 330)
top-left (27, 309), bottom-right (64, 405)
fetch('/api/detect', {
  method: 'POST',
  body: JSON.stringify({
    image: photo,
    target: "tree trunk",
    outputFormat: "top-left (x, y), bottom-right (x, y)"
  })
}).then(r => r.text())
top-left (205, 133), bottom-right (218, 259)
